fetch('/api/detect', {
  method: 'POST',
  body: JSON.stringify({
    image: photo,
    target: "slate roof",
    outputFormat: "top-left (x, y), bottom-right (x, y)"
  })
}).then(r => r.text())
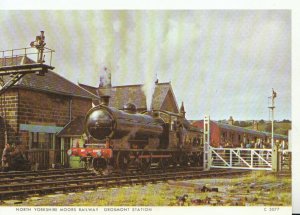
top-left (0, 56), bottom-right (98, 99)
top-left (0, 55), bottom-right (35, 66)
top-left (97, 82), bottom-right (178, 112)
top-left (57, 116), bottom-right (85, 137)
top-left (78, 83), bottom-right (99, 97)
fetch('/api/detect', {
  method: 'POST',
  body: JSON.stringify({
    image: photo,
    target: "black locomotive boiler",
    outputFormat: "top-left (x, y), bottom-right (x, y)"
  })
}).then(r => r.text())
top-left (67, 96), bottom-right (203, 174)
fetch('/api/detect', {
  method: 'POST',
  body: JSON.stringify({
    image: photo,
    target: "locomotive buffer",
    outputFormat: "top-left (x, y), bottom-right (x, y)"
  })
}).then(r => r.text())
top-left (0, 31), bottom-right (55, 95)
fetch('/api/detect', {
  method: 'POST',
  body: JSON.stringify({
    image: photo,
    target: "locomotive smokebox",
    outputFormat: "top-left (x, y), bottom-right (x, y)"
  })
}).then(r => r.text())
top-left (100, 96), bottom-right (110, 106)
top-left (85, 106), bottom-right (164, 141)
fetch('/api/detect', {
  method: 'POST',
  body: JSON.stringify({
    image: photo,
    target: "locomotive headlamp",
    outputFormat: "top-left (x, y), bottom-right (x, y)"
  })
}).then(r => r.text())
top-left (96, 150), bottom-right (102, 157)
top-left (67, 149), bottom-right (73, 156)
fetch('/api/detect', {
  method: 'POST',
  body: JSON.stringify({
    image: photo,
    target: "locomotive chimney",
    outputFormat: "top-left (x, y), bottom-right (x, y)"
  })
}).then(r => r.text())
top-left (100, 96), bottom-right (110, 106)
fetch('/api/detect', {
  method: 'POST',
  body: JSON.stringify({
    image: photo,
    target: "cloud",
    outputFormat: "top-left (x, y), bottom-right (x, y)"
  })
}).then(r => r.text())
top-left (0, 10), bottom-right (291, 120)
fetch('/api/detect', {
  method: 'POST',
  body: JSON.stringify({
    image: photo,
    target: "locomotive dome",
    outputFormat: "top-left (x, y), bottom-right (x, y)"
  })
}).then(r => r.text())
top-left (123, 103), bottom-right (137, 113)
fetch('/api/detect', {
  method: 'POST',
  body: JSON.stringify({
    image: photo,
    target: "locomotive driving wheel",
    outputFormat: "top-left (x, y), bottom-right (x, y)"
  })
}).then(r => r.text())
top-left (139, 151), bottom-right (152, 172)
top-left (191, 152), bottom-right (202, 167)
top-left (92, 158), bottom-right (107, 174)
top-left (159, 153), bottom-right (170, 170)
top-left (179, 152), bottom-right (189, 167)
top-left (171, 152), bottom-right (179, 167)
top-left (116, 151), bottom-right (130, 172)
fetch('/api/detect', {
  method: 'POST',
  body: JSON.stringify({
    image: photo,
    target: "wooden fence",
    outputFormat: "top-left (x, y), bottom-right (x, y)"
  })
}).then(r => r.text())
top-left (24, 149), bottom-right (68, 170)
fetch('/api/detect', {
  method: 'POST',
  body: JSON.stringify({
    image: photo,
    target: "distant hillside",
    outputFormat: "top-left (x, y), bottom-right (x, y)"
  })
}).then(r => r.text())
top-left (245, 122), bottom-right (291, 136)
top-left (189, 119), bottom-right (291, 136)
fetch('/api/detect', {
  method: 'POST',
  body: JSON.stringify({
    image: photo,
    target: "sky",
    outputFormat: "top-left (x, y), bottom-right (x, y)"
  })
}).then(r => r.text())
top-left (0, 10), bottom-right (291, 120)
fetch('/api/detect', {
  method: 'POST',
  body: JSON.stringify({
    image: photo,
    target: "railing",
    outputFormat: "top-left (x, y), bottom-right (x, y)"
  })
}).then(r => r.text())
top-left (24, 149), bottom-right (68, 170)
top-left (209, 147), bottom-right (273, 170)
top-left (0, 47), bottom-right (54, 67)
top-left (279, 150), bottom-right (292, 171)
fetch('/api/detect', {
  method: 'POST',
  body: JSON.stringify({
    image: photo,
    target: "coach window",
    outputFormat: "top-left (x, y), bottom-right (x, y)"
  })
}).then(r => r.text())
top-left (222, 132), bottom-right (226, 138)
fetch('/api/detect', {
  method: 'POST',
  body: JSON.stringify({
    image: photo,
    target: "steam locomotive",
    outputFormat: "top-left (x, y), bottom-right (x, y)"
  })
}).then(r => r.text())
top-left (67, 96), bottom-right (203, 174)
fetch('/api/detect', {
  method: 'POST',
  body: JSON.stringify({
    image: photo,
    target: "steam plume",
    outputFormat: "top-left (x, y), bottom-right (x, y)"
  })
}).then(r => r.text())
top-left (142, 73), bottom-right (157, 111)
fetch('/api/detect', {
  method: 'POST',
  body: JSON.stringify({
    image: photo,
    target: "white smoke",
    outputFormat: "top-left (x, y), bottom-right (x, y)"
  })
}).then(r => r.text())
top-left (140, 46), bottom-right (160, 111)
top-left (99, 65), bottom-right (111, 88)
top-left (140, 12), bottom-right (165, 111)
top-left (142, 73), bottom-right (157, 111)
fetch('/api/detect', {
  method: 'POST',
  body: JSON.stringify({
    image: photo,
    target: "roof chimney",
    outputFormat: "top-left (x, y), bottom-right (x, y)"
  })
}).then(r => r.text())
top-left (180, 102), bottom-right (186, 118)
top-left (228, 116), bottom-right (234, 125)
top-left (155, 73), bottom-right (159, 84)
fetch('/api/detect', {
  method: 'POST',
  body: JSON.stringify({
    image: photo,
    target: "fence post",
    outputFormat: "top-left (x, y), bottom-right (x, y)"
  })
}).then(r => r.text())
top-left (250, 150), bottom-right (253, 168)
top-left (272, 144), bottom-right (279, 172)
top-left (229, 149), bottom-right (232, 167)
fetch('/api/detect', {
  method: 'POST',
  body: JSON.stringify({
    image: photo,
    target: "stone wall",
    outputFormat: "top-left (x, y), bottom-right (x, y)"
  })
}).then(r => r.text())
top-left (18, 89), bottom-right (92, 126)
top-left (0, 89), bottom-right (19, 147)
top-left (0, 88), bottom-right (93, 149)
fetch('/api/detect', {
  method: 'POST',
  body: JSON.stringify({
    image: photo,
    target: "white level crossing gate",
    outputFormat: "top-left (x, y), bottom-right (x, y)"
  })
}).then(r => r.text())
top-left (203, 115), bottom-right (291, 172)
top-left (209, 147), bottom-right (273, 170)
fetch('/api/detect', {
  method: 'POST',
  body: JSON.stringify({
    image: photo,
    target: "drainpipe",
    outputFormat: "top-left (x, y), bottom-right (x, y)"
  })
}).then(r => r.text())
top-left (69, 98), bottom-right (72, 121)
top-left (62, 98), bottom-right (72, 166)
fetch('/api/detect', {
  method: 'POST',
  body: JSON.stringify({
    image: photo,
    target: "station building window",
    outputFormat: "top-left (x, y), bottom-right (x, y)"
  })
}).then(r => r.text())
top-left (29, 132), bottom-right (55, 149)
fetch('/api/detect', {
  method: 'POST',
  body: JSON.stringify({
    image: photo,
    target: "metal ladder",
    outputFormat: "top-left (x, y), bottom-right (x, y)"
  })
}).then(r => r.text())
top-left (0, 73), bottom-right (25, 96)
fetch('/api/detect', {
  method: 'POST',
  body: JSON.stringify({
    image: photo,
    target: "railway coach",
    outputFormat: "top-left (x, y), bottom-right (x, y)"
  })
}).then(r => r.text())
top-left (192, 120), bottom-right (288, 148)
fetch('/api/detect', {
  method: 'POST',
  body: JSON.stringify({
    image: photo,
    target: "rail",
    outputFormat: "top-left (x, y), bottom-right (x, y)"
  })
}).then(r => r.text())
top-left (0, 168), bottom-right (248, 200)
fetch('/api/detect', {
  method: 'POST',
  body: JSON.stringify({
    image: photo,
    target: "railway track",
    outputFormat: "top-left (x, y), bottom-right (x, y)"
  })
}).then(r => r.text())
top-left (0, 168), bottom-right (249, 200)
top-left (0, 166), bottom-right (195, 184)
top-left (0, 168), bottom-right (87, 179)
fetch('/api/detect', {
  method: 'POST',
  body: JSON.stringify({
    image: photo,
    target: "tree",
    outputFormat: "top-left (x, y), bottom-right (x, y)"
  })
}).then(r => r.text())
top-left (233, 121), bottom-right (240, 126)
top-left (265, 123), bottom-right (272, 133)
